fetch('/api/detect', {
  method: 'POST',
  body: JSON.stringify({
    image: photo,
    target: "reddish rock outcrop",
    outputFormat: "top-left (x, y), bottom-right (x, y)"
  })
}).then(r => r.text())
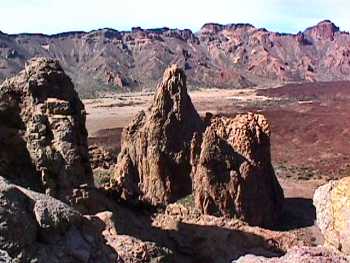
top-left (113, 64), bottom-right (203, 206)
top-left (0, 57), bottom-right (93, 204)
top-left (191, 114), bottom-right (284, 227)
top-left (305, 20), bottom-right (339, 41)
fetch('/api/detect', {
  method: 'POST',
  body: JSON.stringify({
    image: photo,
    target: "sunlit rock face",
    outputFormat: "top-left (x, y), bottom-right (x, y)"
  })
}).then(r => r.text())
top-left (0, 57), bottom-right (93, 204)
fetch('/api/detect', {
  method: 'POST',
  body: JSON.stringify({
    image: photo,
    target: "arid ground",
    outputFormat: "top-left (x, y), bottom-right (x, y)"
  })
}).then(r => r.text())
top-left (85, 80), bottom-right (350, 246)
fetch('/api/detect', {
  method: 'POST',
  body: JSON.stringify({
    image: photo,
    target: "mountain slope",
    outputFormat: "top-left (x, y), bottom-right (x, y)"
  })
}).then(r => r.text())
top-left (0, 20), bottom-right (349, 97)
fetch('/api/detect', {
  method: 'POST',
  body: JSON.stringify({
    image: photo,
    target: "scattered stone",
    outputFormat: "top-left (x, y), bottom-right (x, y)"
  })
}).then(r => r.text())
top-left (234, 246), bottom-right (349, 263)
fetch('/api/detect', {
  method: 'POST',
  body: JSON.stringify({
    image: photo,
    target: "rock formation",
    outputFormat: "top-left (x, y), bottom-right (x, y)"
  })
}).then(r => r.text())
top-left (0, 57), bottom-right (93, 205)
top-left (113, 64), bottom-right (203, 206)
top-left (0, 176), bottom-right (121, 262)
top-left (191, 114), bottom-right (284, 227)
top-left (313, 176), bottom-right (350, 254)
top-left (114, 65), bottom-right (283, 228)
top-left (305, 20), bottom-right (339, 41)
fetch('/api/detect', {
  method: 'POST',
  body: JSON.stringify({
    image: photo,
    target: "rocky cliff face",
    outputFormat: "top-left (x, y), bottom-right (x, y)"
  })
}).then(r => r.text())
top-left (114, 65), bottom-right (203, 206)
top-left (191, 114), bottom-right (284, 227)
top-left (0, 57), bottom-right (92, 205)
top-left (1, 20), bottom-right (350, 97)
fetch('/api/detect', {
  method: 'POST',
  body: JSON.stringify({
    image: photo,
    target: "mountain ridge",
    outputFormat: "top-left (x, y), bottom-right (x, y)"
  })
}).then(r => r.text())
top-left (0, 20), bottom-right (349, 98)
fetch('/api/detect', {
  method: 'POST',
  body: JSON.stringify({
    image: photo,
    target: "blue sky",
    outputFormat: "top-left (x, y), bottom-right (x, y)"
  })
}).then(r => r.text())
top-left (1, 0), bottom-right (348, 34)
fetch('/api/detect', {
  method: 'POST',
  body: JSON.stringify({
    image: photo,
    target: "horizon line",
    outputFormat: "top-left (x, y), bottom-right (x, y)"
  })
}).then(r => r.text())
top-left (0, 19), bottom-right (341, 37)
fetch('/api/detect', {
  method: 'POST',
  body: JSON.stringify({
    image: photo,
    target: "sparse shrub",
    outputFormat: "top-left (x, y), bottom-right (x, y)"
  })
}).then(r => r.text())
top-left (93, 168), bottom-right (113, 187)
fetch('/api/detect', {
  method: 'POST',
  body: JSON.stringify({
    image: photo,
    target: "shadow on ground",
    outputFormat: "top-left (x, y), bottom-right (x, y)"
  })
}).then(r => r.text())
top-left (275, 197), bottom-right (316, 231)
top-left (107, 203), bottom-right (284, 263)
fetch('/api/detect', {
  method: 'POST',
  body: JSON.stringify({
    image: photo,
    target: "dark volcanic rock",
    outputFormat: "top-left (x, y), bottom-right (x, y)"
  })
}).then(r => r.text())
top-left (0, 177), bottom-right (121, 262)
top-left (0, 57), bottom-right (93, 204)
top-left (113, 64), bottom-right (203, 206)
top-left (191, 113), bottom-right (284, 227)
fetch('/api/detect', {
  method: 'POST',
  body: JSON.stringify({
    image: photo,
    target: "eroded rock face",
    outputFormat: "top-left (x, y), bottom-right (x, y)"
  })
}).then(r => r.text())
top-left (0, 58), bottom-right (93, 204)
top-left (305, 20), bottom-right (339, 41)
top-left (191, 114), bottom-right (284, 227)
top-left (314, 176), bottom-right (350, 254)
top-left (113, 64), bottom-right (203, 206)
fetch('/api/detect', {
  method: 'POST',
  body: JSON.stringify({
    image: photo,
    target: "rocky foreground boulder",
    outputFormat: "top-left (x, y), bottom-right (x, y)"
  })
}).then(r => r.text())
top-left (113, 64), bottom-right (203, 206)
top-left (0, 58), bottom-right (93, 205)
top-left (0, 176), bottom-right (120, 262)
top-left (191, 114), bottom-right (284, 227)
top-left (314, 176), bottom-right (350, 254)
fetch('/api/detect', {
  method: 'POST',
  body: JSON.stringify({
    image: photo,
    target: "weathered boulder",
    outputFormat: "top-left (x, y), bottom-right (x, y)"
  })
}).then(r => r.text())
top-left (0, 57), bottom-right (93, 204)
top-left (191, 114), bottom-right (284, 227)
top-left (113, 64), bottom-right (203, 206)
top-left (234, 246), bottom-right (349, 263)
top-left (0, 178), bottom-right (38, 257)
top-left (0, 176), bottom-right (121, 262)
top-left (314, 176), bottom-right (350, 254)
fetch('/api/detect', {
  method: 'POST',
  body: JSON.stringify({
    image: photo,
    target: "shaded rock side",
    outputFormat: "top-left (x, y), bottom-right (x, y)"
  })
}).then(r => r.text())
top-left (191, 113), bottom-right (284, 227)
top-left (113, 64), bottom-right (203, 206)
top-left (0, 176), bottom-right (120, 263)
top-left (314, 176), bottom-right (350, 254)
top-left (0, 57), bottom-right (93, 204)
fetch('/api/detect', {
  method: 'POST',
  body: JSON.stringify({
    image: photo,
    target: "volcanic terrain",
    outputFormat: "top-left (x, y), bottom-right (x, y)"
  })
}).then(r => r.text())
top-left (1, 20), bottom-right (350, 98)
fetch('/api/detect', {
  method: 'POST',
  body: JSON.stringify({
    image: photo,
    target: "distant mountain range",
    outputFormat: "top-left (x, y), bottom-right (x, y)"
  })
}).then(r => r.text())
top-left (0, 20), bottom-right (349, 98)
